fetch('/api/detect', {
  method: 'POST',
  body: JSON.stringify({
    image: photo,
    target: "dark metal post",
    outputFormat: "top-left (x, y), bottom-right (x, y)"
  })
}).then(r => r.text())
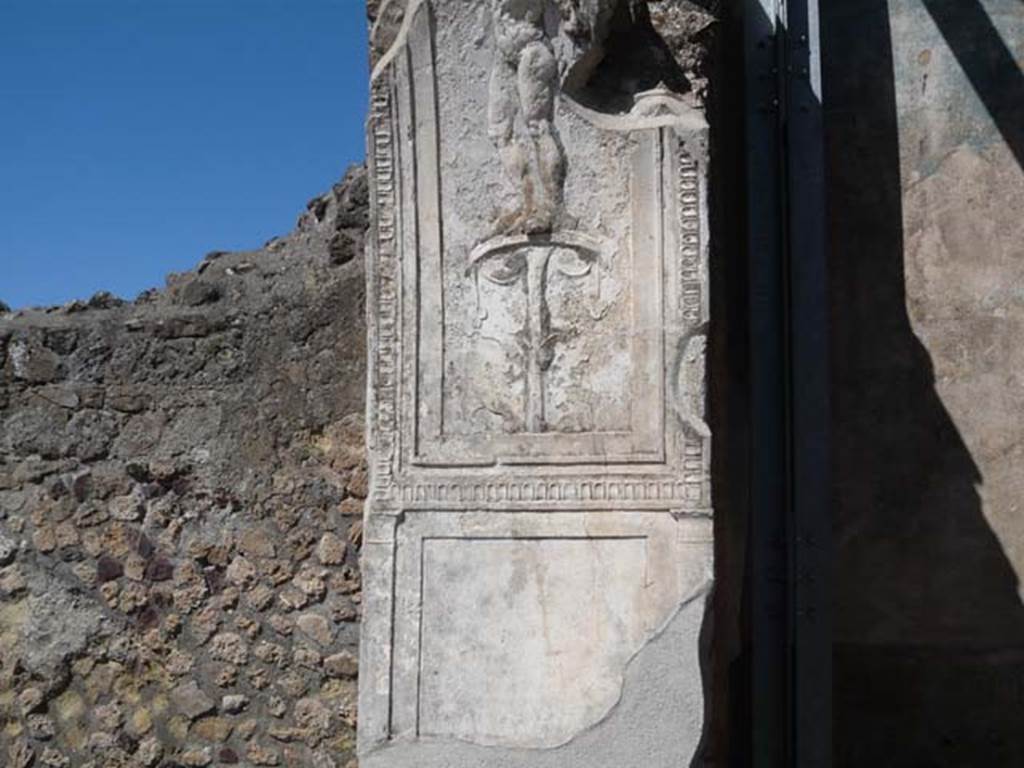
top-left (744, 0), bottom-right (789, 765)
top-left (744, 0), bottom-right (829, 763)
top-left (783, 0), bottom-right (830, 765)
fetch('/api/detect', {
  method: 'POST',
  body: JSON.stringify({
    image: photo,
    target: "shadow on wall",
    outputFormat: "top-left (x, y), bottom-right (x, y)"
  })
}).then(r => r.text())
top-left (824, 0), bottom-right (1024, 765)
top-left (921, 0), bottom-right (1024, 169)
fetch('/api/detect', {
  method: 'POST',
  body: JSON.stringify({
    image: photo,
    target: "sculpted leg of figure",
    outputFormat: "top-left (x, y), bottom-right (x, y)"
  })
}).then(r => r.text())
top-left (489, 56), bottom-right (532, 234)
top-left (518, 40), bottom-right (564, 234)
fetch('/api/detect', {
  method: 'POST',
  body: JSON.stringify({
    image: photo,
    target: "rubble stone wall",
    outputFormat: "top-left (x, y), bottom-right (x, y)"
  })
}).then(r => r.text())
top-left (0, 168), bottom-right (369, 768)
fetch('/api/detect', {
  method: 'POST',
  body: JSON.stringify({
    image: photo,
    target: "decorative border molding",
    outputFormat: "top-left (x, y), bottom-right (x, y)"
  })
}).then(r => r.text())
top-left (384, 475), bottom-right (709, 508)
top-left (369, 79), bottom-right (401, 499)
top-left (678, 147), bottom-right (703, 325)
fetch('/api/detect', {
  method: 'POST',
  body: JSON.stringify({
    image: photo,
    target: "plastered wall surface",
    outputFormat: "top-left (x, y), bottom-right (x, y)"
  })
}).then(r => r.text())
top-left (359, 2), bottom-right (718, 766)
top-left (826, 0), bottom-right (1024, 763)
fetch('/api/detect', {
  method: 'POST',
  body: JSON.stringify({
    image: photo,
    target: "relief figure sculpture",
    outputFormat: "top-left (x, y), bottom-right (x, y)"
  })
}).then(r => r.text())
top-left (488, 0), bottom-right (584, 234)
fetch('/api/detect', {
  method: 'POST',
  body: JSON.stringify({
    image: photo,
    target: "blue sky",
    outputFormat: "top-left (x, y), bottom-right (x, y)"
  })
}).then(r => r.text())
top-left (0, 0), bottom-right (368, 309)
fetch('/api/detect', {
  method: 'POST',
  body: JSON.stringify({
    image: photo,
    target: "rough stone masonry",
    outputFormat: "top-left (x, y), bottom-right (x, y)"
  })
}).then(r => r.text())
top-left (359, 2), bottom-right (716, 766)
top-left (0, 170), bottom-right (370, 768)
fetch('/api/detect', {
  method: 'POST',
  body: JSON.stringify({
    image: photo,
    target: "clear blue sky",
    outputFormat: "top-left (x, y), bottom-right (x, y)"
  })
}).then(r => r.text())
top-left (0, 0), bottom-right (368, 309)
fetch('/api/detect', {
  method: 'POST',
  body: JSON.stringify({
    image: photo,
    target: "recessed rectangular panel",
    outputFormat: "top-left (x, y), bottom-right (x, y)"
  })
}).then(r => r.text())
top-left (418, 537), bottom-right (648, 749)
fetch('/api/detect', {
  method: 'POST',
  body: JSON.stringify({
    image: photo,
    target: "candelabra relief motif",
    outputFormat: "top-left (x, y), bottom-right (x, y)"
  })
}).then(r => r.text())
top-left (466, 232), bottom-right (614, 434)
